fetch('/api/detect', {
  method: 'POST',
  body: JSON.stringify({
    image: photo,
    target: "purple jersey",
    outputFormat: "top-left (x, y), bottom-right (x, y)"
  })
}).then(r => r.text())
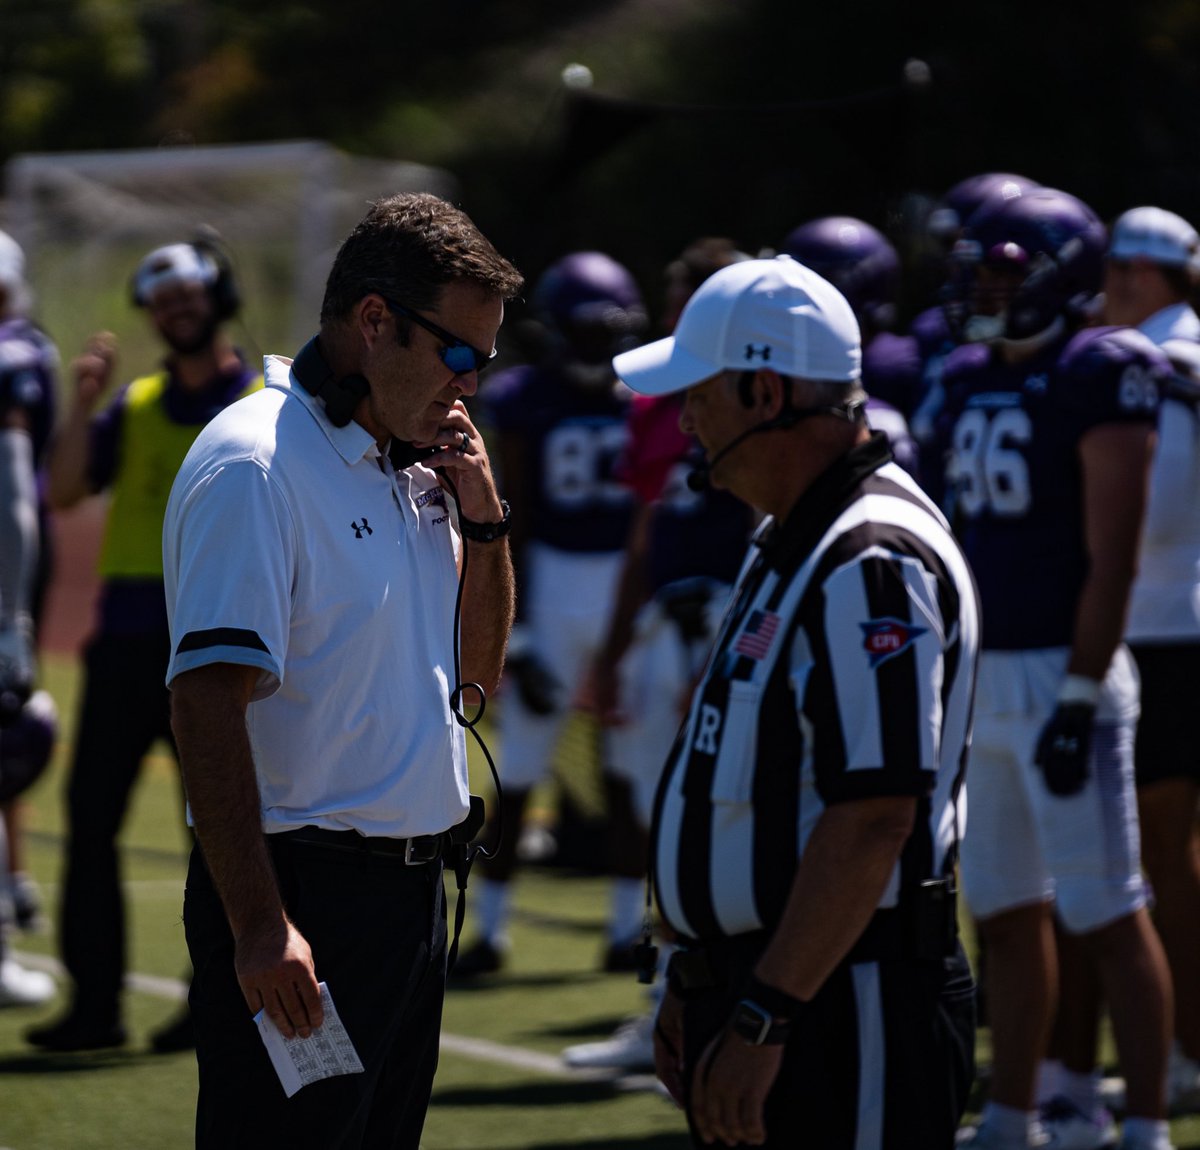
top-left (481, 364), bottom-right (635, 553)
top-left (939, 325), bottom-right (1166, 650)
top-left (645, 447), bottom-right (753, 593)
top-left (864, 396), bottom-right (919, 479)
top-left (910, 304), bottom-right (956, 363)
top-left (906, 305), bottom-right (965, 505)
top-left (862, 330), bottom-right (924, 419)
top-left (0, 317), bottom-right (58, 464)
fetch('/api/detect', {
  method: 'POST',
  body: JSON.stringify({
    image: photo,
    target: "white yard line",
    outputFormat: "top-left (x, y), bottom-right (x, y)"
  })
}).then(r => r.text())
top-left (10, 949), bottom-right (638, 1084)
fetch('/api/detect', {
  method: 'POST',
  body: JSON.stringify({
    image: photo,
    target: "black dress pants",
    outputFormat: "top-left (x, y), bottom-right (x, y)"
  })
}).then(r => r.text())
top-left (184, 835), bottom-right (448, 1150)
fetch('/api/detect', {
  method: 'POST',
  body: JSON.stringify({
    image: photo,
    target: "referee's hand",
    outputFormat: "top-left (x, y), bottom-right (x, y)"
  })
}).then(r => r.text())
top-left (691, 1027), bottom-right (783, 1147)
top-left (653, 989), bottom-right (686, 1108)
top-left (1035, 701), bottom-right (1095, 797)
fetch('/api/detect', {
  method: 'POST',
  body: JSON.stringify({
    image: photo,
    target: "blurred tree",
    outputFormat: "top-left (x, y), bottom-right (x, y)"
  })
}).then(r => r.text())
top-left (3, 0), bottom-right (1200, 324)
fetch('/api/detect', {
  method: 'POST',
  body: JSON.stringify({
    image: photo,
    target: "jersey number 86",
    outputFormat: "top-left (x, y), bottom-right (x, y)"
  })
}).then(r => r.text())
top-left (948, 407), bottom-right (1032, 519)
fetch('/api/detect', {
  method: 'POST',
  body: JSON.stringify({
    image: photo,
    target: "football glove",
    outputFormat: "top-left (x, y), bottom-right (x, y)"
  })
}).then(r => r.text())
top-left (1035, 701), bottom-right (1095, 797)
top-left (504, 626), bottom-right (563, 716)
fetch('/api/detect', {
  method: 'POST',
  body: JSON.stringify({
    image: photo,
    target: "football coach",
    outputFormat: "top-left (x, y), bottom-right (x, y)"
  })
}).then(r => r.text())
top-left (612, 255), bottom-right (981, 1149)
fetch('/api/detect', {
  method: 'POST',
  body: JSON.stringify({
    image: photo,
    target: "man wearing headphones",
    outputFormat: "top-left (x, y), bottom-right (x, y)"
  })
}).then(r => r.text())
top-left (163, 193), bottom-right (521, 1148)
top-left (29, 239), bottom-right (261, 1054)
top-left (614, 256), bottom-right (980, 1148)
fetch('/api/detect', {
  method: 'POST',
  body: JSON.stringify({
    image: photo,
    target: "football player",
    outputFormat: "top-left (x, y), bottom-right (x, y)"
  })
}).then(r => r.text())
top-left (942, 189), bottom-right (1175, 1150)
top-left (0, 228), bottom-right (58, 1008)
top-left (455, 251), bottom-right (646, 977)
top-left (781, 216), bottom-right (921, 475)
top-left (908, 173), bottom-right (1041, 501)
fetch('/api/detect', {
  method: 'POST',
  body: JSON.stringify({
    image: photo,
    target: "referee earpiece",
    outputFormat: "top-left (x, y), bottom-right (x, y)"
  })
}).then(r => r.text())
top-left (291, 337), bottom-right (370, 428)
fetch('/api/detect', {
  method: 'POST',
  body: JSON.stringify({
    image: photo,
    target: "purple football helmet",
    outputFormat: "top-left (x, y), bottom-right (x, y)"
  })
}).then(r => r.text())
top-left (530, 252), bottom-right (648, 387)
top-left (534, 251), bottom-right (646, 341)
top-left (781, 217), bottom-right (901, 333)
top-left (953, 187), bottom-right (1108, 342)
top-left (928, 172), bottom-right (1041, 243)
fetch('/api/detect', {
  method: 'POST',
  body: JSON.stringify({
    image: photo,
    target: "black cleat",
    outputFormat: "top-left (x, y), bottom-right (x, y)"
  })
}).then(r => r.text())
top-left (27, 1012), bottom-right (127, 1053)
top-left (448, 939), bottom-right (506, 979)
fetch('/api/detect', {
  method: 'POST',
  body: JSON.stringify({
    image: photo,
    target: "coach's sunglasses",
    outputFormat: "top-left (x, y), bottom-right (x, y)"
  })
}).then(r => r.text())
top-left (383, 298), bottom-right (497, 376)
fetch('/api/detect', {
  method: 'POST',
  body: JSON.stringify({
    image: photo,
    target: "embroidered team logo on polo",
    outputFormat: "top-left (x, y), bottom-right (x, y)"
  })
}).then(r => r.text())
top-left (860, 618), bottom-right (926, 668)
top-left (734, 609), bottom-right (780, 660)
top-left (415, 489), bottom-right (446, 511)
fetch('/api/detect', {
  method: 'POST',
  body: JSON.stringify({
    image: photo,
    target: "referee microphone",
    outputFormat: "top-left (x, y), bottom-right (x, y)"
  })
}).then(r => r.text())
top-left (686, 400), bottom-right (865, 492)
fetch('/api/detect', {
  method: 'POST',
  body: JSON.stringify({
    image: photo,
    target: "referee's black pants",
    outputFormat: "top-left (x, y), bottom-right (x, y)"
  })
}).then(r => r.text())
top-left (680, 940), bottom-right (976, 1150)
top-left (184, 835), bottom-right (447, 1150)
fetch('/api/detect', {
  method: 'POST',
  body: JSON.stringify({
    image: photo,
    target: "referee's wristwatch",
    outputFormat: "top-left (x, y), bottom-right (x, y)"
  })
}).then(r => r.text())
top-left (730, 999), bottom-right (791, 1046)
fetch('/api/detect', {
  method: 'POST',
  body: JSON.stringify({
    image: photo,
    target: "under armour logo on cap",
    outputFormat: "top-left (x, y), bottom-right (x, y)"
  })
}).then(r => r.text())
top-left (611, 255), bottom-right (862, 398)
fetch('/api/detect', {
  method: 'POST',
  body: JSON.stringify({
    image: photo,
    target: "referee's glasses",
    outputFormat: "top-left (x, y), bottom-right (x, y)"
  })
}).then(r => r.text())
top-left (384, 299), bottom-right (497, 376)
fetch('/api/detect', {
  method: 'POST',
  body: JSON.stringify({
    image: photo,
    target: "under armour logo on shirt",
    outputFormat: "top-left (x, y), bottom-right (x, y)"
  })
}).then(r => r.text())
top-left (745, 344), bottom-right (772, 362)
top-left (351, 519), bottom-right (373, 539)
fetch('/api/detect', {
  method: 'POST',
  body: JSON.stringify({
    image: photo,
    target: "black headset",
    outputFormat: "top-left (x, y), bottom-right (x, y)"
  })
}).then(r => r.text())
top-left (130, 233), bottom-right (241, 321)
top-left (290, 335), bottom-right (446, 469)
top-left (291, 336), bottom-right (370, 429)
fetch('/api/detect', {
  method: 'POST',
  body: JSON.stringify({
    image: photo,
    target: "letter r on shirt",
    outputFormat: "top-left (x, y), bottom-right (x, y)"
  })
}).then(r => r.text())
top-left (694, 703), bottom-right (723, 755)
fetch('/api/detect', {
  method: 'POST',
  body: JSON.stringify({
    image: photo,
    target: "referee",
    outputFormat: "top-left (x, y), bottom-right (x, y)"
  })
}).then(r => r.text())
top-left (612, 255), bottom-right (981, 1149)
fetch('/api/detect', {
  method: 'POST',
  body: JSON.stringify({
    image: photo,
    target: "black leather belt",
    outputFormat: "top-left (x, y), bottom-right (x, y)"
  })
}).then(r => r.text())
top-left (272, 826), bottom-right (445, 865)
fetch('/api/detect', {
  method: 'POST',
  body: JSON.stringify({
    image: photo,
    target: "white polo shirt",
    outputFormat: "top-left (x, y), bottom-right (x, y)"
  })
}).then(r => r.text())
top-left (163, 354), bottom-right (470, 838)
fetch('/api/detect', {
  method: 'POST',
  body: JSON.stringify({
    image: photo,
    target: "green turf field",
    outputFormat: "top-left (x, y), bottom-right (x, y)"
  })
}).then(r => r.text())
top-left (1, 654), bottom-right (1198, 1149)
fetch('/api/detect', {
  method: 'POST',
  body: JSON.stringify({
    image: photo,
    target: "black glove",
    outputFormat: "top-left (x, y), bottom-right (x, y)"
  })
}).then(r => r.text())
top-left (505, 649), bottom-right (563, 716)
top-left (1035, 701), bottom-right (1095, 796)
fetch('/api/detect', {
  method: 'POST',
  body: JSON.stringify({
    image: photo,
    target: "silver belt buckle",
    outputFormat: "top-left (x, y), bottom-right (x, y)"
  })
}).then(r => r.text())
top-left (404, 837), bottom-right (432, 865)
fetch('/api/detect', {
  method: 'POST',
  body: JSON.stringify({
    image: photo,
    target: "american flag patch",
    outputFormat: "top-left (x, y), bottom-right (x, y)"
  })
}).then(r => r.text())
top-left (734, 610), bottom-right (780, 660)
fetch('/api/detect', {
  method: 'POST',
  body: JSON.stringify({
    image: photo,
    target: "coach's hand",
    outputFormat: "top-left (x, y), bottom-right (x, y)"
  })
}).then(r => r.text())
top-left (691, 1027), bottom-right (783, 1147)
top-left (235, 916), bottom-right (324, 1039)
top-left (1035, 701), bottom-right (1095, 797)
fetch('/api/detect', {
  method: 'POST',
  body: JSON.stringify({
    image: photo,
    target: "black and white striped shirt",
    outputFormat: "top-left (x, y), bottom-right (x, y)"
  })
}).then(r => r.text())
top-left (652, 433), bottom-right (980, 943)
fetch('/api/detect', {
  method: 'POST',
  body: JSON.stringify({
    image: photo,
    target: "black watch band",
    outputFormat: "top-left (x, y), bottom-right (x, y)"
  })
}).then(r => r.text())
top-left (742, 975), bottom-right (806, 1021)
top-left (731, 999), bottom-right (791, 1046)
top-left (459, 499), bottom-right (511, 543)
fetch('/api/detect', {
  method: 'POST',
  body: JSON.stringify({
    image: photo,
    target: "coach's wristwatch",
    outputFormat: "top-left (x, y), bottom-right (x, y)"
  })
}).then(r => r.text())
top-left (730, 999), bottom-right (791, 1046)
top-left (458, 499), bottom-right (511, 543)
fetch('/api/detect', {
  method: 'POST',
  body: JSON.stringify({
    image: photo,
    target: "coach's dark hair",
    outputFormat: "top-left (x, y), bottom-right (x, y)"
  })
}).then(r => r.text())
top-left (320, 193), bottom-right (524, 323)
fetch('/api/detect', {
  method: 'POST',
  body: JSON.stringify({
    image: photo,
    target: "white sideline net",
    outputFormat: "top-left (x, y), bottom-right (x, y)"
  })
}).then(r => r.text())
top-left (1, 140), bottom-right (458, 366)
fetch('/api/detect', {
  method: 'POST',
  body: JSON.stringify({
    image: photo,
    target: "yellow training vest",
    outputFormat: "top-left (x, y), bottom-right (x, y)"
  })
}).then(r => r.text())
top-left (97, 370), bottom-right (263, 579)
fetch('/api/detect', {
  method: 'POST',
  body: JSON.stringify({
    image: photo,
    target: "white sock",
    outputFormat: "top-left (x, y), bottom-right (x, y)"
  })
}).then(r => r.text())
top-left (1037, 1059), bottom-right (1064, 1105)
top-left (980, 1102), bottom-right (1037, 1142)
top-left (475, 880), bottom-right (512, 945)
top-left (608, 878), bottom-right (645, 943)
top-left (1120, 1117), bottom-right (1171, 1150)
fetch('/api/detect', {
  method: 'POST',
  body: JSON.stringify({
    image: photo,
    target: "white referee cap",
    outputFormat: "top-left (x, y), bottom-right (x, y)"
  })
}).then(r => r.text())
top-left (613, 255), bottom-right (861, 397)
top-left (1108, 207), bottom-right (1200, 272)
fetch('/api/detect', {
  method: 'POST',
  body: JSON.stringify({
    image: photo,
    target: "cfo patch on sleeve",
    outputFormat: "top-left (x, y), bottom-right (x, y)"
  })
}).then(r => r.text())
top-left (860, 618), bottom-right (926, 668)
